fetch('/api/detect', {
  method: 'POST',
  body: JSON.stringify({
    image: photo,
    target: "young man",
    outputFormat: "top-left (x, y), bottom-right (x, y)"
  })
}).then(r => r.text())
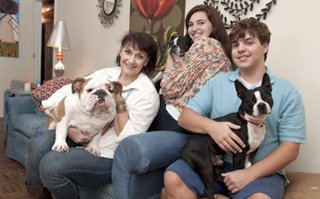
top-left (163, 19), bottom-right (306, 199)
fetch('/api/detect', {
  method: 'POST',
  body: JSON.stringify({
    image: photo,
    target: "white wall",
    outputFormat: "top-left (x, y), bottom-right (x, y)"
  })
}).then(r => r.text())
top-left (1, 0), bottom-right (319, 173)
top-left (54, 0), bottom-right (129, 78)
top-left (264, 1), bottom-right (320, 173)
top-left (0, 0), bottom-right (40, 116)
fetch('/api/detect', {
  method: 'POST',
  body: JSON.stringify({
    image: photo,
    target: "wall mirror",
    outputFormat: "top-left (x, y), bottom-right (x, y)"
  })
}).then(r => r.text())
top-left (97, 0), bottom-right (122, 28)
top-left (103, 0), bottom-right (115, 15)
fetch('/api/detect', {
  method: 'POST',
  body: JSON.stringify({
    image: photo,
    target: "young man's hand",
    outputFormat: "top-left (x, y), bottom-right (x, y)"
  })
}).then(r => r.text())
top-left (222, 168), bottom-right (257, 193)
top-left (208, 121), bottom-right (244, 153)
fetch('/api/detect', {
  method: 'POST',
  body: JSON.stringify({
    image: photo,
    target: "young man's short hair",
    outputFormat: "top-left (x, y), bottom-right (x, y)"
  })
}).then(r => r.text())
top-left (229, 18), bottom-right (271, 45)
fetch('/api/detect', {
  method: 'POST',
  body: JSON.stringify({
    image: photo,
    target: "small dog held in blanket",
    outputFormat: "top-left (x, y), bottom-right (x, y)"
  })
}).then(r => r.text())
top-left (181, 73), bottom-right (273, 199)
top-left (169, 35), bottom-right (193, 57)
top-left (46, 77), bottom-right (122, 156)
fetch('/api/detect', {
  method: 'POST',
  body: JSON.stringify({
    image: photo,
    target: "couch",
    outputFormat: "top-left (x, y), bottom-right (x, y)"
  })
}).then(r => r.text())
top-left (4, 93), bottom-right (191, 199)
top-left (4, 93), bottom-right (320, 199)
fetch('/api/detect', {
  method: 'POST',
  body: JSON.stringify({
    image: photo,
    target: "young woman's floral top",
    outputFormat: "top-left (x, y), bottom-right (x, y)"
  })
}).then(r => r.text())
top-left (160, 37), bottom-right (232, 111)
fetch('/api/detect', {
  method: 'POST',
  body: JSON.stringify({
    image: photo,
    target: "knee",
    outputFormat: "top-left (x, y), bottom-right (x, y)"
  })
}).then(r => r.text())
top-left (164, 171), bottom-right (182, 191)
top-left (39, 152), bottom-right (61, 186)
top-left (164, 171), bottom-right (197, 199)
top-left (247, 193), bottom-right (271, 199)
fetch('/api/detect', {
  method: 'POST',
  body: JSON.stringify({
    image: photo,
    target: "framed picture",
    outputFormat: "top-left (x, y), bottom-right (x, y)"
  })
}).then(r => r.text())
top-left (0, 0), bottom-right (20, 58)
top-left (130, 0), bottom-right (186, 71)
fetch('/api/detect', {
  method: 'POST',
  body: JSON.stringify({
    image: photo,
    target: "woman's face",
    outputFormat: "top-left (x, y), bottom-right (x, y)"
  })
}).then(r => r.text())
top-left (119, 44), bottom-right (150, 79)
top-left (187, 11), bottom-right (213, 41)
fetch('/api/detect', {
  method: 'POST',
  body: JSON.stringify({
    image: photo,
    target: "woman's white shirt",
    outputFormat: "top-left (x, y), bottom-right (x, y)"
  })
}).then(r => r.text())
top-left (42, 67), bottom-right (160, 158)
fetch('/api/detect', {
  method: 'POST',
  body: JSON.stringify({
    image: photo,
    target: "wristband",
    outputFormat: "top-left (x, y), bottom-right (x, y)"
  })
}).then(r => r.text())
top-left (116, 100), bottom-right (127, 113)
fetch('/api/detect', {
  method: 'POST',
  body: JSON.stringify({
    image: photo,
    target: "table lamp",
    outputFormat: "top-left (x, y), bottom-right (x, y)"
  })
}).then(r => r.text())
top-left (47, 20), bottom-right (70, 77)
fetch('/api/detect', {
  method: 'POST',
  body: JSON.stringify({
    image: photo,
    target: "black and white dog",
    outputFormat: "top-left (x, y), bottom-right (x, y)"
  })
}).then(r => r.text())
top-left (181, 73), bottom-right (273, 199)
top-left (169, 36), bottom-right (193, 57)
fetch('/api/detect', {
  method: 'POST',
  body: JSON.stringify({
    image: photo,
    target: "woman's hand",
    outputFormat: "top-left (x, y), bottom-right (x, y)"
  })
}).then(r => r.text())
top-left (67, 127), bottom-right (92, 145)
top-left (208, 121), bottom-right (244, 153)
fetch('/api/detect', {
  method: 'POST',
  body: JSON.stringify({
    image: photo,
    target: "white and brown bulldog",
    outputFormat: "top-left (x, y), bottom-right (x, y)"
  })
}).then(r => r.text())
top-left (46, 77), bottom-right (122, 155)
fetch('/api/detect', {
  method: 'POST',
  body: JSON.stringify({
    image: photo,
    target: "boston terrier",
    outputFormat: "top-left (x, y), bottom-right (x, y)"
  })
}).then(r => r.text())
top-left (169, 35), bottom-right (193, 57)
top-left (181, 73), bottom-right (273, 199)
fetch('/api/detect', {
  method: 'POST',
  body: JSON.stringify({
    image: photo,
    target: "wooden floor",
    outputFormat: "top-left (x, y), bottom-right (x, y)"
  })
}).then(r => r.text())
top-left (0, 118), bottom-right (29, 199)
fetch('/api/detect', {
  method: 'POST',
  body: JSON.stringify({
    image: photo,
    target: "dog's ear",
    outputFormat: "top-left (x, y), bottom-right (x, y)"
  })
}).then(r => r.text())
top-left (235, 80), bottom-right (247, 98)
top-left (262, 73), bottom-right (272, 92)
top-left (72, 77), bottom-right (86, 93)
top-left (187, 36), bottom-right (193, 46)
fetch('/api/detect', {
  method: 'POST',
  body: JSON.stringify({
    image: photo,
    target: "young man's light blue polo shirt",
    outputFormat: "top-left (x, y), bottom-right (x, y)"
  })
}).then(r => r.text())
top-left (186, 67), bottom-right (306, 165)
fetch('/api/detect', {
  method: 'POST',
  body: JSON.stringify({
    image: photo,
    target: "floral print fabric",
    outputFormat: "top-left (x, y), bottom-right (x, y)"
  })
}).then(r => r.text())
top-left (160, 37), bottom-right (231, 111)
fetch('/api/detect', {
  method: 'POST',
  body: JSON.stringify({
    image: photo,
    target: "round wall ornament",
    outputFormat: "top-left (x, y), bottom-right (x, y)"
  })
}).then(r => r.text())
top-left (204, 0), bottom-right (276, 29)
top-left (97, 0), bottom-right (122, 28)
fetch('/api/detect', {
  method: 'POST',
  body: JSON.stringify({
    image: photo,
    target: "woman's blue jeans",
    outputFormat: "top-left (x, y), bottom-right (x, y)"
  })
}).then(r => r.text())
top-left (26, 128), bottom-right (113, 199)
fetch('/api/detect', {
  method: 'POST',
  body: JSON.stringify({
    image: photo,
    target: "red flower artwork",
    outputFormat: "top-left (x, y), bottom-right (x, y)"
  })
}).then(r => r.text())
top-left (134, 0), bottom-right (176, 21)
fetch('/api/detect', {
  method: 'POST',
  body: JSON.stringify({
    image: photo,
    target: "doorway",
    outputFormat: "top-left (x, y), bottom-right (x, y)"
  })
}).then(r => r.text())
top-left (41, 0), bottom-right (54, 82)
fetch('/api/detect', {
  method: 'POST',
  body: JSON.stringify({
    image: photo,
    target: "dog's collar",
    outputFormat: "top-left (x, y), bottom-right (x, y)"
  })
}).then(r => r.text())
top-left (239, 114), bottom-right (265, 128)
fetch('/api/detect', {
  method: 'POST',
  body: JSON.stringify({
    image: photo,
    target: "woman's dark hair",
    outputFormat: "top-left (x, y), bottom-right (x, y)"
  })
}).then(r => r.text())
top-left (185, 4), bottom-right (232, 60)
top-left (116, 32), bottom-right (158, 76)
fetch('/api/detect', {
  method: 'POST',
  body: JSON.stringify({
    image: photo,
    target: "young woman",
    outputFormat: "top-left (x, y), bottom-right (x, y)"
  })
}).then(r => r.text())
top-left (26, 32), bottom-right (160, 199)
top-left (148, 4), bottom-right (232, 133)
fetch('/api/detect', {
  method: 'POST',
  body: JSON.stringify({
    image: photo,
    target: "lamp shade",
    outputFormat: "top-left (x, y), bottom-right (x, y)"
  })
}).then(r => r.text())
top-left (47, 20), bottom-right (70, 50)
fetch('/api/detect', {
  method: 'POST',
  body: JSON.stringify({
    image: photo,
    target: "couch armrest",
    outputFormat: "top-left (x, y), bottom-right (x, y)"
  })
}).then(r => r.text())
top-left (112, 131), bottom-right (191, 199)
top-left (7, 96), bottom-right (36, 122)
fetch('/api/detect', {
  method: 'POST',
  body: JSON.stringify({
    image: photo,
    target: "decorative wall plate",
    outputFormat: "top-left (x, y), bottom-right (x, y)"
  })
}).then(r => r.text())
top-left (204, 0), bottom-right (276, 29)
top-left (97, 0), bottom-right (122, 28)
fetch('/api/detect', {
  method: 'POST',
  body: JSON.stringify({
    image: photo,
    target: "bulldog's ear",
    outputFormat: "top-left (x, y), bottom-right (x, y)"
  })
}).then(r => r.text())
top-left (109, 81), bottom-right (122, 94)
top-left (72, 77), bottom-right (86, 93)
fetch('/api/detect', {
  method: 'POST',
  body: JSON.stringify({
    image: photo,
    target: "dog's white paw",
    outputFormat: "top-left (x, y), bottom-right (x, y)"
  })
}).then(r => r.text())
top-left (245, 161), bottom-right (252, 168)
top-left (52, 141), bottom-right (69, 152)
top-left (85, 146), bottom-right (101, 156)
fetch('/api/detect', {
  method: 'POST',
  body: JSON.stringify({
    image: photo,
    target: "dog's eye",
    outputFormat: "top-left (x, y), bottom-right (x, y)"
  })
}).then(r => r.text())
top-left (249, 98), bottom-right (256, 105)
top-left (87, 89), bottom-right (93, 93)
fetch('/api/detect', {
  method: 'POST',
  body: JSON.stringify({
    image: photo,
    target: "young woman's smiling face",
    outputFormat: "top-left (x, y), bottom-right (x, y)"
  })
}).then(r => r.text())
top-left (187, 11), bottom-right (213, 41)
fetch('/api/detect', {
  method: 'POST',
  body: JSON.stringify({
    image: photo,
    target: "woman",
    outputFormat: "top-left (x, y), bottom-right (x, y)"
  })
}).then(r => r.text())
top-left (148, 4), bottom-right (232, 133)
top-left (26, 32), bottom-right (160, 199)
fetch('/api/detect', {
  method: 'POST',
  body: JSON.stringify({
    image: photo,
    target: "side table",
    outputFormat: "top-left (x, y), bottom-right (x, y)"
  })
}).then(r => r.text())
top-left (3, 89), bottom-right (31, 143)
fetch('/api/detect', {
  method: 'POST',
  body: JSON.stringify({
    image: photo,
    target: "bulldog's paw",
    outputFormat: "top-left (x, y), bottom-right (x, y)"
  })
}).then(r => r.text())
top-left (52, 141), bottom-right (69, 152)
top-left (112, 81), bottom-right (123, 94)
top-left (85, 146), bottom-right (101, 156)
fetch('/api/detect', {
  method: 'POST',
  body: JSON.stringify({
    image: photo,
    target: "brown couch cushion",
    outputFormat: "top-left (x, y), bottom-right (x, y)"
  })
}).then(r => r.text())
top-left (160, 172), bottom-right (320, 199)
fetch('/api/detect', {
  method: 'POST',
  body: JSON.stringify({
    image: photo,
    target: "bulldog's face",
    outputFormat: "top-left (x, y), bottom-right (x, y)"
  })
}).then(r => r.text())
top-left (72, 77), bottom-right (122, 114)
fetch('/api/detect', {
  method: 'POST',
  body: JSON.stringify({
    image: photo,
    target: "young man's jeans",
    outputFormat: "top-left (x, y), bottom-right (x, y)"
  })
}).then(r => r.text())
top-left (27, 129), bottom-right (113, 199)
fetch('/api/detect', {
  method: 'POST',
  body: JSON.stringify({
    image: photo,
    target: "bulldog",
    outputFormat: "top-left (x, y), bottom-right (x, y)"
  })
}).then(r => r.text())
top-left (46, 77), bottom-right (122, 155)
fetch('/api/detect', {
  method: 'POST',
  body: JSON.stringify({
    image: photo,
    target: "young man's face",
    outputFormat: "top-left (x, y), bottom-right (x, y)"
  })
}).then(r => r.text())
top-left (231, 32), bottom-right (269, 70)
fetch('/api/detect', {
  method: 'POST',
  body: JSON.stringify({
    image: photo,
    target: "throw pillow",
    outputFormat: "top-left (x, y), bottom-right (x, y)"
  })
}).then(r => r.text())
top-left (32, 77), bottom-right (73, 115)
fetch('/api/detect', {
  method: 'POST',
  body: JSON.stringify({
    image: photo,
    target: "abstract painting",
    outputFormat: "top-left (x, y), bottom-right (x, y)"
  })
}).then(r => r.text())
top-left (0, 0), bottom-right (19, 57)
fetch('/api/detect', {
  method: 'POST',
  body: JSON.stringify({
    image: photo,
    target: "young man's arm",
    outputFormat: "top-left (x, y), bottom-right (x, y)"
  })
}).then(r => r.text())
top-left (222, 141), bottom-right (299, 193)
top-left (178, 108), bottom-right (245, 153)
